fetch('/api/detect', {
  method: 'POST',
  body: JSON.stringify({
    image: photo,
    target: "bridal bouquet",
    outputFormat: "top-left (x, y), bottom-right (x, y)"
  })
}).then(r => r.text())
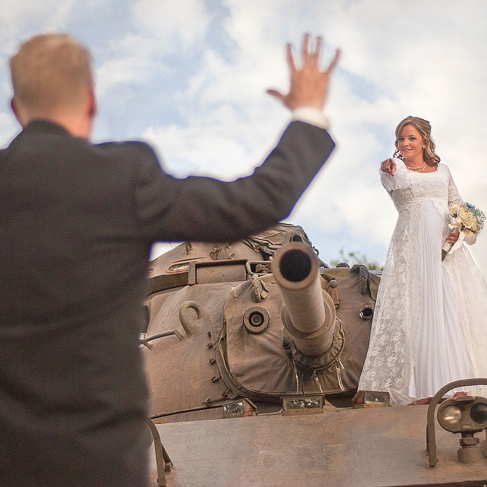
top-left (441, 202), bottom-right (486, 260)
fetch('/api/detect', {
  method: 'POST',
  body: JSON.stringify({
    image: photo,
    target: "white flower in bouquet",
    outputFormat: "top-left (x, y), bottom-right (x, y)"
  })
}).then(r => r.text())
top-left (465, 217), bottom-right (479, 232)
top-left (442, 202), bottom-right (486, 260)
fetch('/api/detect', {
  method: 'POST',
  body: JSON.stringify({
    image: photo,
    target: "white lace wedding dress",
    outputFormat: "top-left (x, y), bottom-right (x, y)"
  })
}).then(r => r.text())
top-left (358, 159), bottom-right (487, 405)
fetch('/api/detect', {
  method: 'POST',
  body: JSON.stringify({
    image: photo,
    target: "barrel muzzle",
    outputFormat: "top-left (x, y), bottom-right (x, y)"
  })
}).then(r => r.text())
top-left (272, 243), bottom-right (336, 357)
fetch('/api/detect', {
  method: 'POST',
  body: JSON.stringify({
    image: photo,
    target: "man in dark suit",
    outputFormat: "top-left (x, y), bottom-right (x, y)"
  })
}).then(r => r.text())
top-left (0, 33), bottom-right (338, 486)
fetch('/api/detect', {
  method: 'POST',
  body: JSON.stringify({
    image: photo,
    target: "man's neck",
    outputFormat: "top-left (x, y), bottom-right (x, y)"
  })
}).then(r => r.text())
top-left (24, 113), bottom-right (93, 139)
top-left (12, 89), bottom-right (95, 140)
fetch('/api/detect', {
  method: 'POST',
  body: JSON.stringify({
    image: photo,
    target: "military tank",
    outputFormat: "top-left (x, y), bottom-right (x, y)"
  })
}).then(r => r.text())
top-left (142, 223), bottom-right (487, 487)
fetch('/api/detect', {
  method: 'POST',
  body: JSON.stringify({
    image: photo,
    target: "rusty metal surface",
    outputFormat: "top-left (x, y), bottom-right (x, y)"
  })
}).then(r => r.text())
top-left (144, 282), bottom-right (232, 418)
top-left (148, 405), bottom-right (487, 487)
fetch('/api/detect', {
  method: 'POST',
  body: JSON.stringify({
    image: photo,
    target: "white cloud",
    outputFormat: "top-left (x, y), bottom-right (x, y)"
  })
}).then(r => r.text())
top-left (93, 0), bottom-right (213, 101)
top-left (132, 0), bottom-right (210, 51)
top-left (95, 35), bottom-right (159, 96)
top-left (0, 0), bottom-right (77, 44)
top-left (2, 0), bottom-right (487, 273)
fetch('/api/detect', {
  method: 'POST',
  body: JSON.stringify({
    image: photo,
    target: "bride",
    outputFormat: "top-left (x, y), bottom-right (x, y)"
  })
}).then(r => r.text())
top-left (358, 116), bottom-right (487, 405)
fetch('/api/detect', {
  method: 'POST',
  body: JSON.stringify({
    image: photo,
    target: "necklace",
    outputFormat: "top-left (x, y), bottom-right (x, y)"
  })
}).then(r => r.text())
top-left (405, 161), bottom-right (426, 172)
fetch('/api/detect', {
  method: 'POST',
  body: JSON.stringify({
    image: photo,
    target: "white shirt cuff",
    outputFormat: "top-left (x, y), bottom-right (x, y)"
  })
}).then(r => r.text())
top-left (291, 107), bottom-right (329, 130)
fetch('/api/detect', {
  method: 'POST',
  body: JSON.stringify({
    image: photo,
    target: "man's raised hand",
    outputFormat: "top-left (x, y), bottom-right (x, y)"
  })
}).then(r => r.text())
top-left (267, 34), bottom-right (340, 112)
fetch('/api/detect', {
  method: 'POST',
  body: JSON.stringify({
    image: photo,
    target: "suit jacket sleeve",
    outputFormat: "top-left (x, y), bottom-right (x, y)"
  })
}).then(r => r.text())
top-left (134, 121), bottom-right (335, 242)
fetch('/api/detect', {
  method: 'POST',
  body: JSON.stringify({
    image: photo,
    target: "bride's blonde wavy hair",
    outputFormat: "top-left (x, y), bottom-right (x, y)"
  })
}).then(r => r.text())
top-left (393, 116), bottom-right (440, 167)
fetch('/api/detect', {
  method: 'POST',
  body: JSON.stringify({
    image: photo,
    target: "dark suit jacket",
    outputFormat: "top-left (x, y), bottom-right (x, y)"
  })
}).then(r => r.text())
top-left (0, 120), bottom-right (334, 486)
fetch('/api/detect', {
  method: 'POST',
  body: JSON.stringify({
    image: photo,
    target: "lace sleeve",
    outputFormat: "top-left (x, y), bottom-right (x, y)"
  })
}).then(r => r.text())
top-left (380, 158), bottom-right (408, 195)
top-left (447, 166), bottom-right (463, 205)
top-left (380, 168), bottom-right (395, 195)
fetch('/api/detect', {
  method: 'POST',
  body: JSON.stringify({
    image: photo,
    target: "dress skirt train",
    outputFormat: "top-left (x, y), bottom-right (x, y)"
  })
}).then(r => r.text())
top-left (410, 201), bottom-right (476, 399)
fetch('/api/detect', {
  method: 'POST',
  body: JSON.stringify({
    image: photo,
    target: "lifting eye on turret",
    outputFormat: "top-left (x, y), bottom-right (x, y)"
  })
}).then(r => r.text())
top-left (243, 306), bottom-right (270, 334)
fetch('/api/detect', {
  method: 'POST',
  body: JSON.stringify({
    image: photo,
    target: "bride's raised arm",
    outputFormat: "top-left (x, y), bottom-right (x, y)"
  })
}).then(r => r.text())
top-left (380, 158), bottom-right (407, 196)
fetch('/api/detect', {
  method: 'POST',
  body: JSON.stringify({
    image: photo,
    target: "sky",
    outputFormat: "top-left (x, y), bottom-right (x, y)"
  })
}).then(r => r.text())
top-left (1, 0), bottom-right (487, 273)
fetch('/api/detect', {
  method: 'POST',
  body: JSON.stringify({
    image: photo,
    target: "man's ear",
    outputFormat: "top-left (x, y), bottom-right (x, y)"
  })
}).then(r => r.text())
top-left (88, 86), bottom-right (97, 119)
top-left (10, 98), bottom-right (24, 126)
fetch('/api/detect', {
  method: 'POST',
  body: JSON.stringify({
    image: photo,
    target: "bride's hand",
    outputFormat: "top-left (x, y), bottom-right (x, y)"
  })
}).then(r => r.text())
top-left (380, 158), bottom-right (396, 176)
top-left (447, 232), bottom-right (460, 244)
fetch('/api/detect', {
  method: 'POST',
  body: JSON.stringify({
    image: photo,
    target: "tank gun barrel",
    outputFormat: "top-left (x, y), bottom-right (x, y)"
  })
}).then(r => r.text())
top-left (272, 243), bottom-right (336, 357)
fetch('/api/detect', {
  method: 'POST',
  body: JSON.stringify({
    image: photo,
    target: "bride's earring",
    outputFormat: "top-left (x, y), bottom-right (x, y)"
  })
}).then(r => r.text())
top-left (422, 145), bottom-right (425, 149)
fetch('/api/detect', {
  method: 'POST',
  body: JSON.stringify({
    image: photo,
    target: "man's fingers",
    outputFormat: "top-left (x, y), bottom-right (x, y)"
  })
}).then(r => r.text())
top-left (301, 34), bottom-right (311, 67)
top-left (286, 44), bottom-right (297, 73)
top-left (326, 49), bottom-right (340, 74)
top-left (311, 37), bottom-right (322, 67)
top-left (270, 34), bottom-right (340, 111)
top-left (289, 36), bottom-right (340, 73)
top-left (266, 89), bottom-right (285, 104)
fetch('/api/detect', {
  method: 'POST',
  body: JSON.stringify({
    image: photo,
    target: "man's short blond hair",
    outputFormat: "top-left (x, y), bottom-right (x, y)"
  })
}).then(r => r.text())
top-left (10, 33), bottom-right (93, 116)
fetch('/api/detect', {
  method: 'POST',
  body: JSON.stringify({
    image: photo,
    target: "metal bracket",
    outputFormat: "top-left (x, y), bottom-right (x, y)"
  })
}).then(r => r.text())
top-left (146, 417), bottom-right (172, 487)
top-left (426, 378), bottom-right (487, 467)
top-left (140, 330), bottom-right (184, 348)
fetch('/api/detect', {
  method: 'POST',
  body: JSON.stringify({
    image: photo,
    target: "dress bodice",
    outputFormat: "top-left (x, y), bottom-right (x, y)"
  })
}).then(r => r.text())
top-left (391, 170), bottom-right (448, 213)
top-left (380, 159), bottom-right (461, 214)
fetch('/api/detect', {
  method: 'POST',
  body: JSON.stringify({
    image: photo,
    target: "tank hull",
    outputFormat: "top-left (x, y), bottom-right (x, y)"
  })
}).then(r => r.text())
top-left (149, 404), bottom-right (487, 487)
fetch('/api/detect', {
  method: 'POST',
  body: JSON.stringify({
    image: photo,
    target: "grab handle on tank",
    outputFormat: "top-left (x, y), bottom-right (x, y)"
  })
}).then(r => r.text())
top-left (179, 300), bottom-right (204, 335)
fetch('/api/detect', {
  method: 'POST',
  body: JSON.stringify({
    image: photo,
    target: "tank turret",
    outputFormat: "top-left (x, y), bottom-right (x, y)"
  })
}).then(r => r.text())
top-left (142, 224), bottom-right (377, 420)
